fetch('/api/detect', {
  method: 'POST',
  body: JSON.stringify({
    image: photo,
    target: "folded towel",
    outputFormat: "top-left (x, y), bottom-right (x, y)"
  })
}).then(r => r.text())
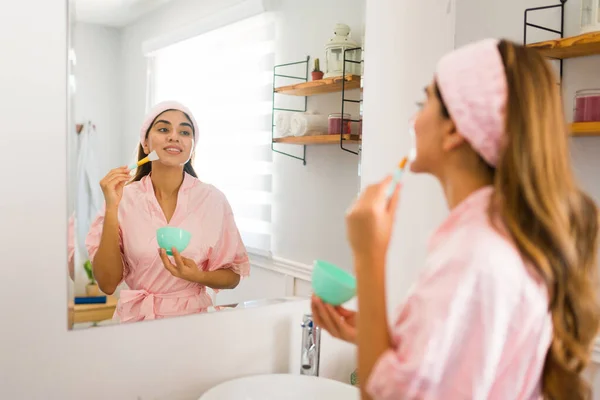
top-left (290, 113), bottom-right (328, 137)
top-left (275, 112), bottom-right (291, 137)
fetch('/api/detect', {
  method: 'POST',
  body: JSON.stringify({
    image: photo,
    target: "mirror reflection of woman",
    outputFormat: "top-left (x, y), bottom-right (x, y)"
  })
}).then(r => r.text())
top-left (67, 213), bottom-right (75, 281)
top-left (312, 39), bottom-right (599, 399)
top-left (86, 101), bottom-right (250, 323)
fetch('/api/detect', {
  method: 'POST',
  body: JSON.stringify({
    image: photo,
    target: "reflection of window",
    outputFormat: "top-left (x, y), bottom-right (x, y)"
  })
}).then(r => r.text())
top-left (148, 13), bottom-right (275, 255)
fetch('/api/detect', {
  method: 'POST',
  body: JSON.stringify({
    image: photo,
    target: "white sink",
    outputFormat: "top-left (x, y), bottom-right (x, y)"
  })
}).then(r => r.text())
top-left (199, 374), bottom-right (359, 400)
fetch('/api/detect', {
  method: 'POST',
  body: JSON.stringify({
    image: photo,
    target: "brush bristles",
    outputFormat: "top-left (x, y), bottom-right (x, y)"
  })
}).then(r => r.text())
top-left (147, 150), bottom-right (160, 162)
top-left (398, 156), bottom-right (408, 170)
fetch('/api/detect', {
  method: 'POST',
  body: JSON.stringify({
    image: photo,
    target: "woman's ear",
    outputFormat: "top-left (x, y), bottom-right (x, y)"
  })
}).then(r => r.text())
top-left (142, 140), bottom-right (150, 155)
top-left (441, 119), bottom-right (466, 152)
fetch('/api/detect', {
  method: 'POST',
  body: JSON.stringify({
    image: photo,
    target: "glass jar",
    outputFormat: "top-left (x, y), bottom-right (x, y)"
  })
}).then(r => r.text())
top-left (573, 89), bottom-right (600, 122)
top-left (328, 113), bottom-right (352, 135)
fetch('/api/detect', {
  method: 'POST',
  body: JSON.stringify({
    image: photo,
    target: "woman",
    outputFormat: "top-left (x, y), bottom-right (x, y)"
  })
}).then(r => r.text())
top-left (67, 213), bottom-right (75, 280)
top-left (312, 39), bottom-right (600, 399)
top-left (86, 101), bottom-right (250, 323)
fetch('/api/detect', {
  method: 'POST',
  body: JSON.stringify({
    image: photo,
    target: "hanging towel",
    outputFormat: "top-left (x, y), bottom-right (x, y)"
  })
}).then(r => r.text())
top-left (290, 112), bottom-right (328, 137)
top-left (75, 123), bottom-right (104, 262)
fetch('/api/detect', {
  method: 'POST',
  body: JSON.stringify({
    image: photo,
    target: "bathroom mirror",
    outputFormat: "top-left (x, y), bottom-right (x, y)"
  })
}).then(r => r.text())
top-left (67, 0), bottom-right (365, 330)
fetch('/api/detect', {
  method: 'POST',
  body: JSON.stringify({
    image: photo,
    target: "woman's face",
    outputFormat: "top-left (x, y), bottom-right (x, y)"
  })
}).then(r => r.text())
top-left (144, 110), bottom-right (195, 167)
top-left (410, 81), bottom-right (456, 174)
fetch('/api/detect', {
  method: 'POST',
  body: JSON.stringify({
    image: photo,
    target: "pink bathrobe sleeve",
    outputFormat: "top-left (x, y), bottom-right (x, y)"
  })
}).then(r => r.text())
top-left (204, 199), bottom-right (250, 277)
top-left (85, 204), bottom-right (130, 281)
top-left (366, 187), bottom-right (552, 400)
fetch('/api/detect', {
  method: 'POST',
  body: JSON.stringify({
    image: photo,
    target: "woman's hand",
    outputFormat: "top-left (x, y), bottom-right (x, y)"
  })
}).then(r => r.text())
top-left (346, 176), bottom-right (401, 262)
top-left (159, 248), bottom-right (201, 282)
top-left (311, 295), bottom-right (357, 344)
top-left (99, 167), bottom-right (130, 210)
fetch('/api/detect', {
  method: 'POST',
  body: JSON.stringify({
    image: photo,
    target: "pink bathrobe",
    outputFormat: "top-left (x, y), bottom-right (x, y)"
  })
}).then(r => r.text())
top-left (366, 186), bottom-right (552, 399)
top-left (86, 173), bottom-right (250, 322)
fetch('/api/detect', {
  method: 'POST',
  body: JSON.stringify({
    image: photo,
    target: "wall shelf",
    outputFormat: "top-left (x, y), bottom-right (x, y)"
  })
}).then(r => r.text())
top-left (274, 74), bottom-right (361, 96)
top-left (523, 3), bottom-right (600, 141)
top-left (271, 56), bottom-right (363, 165)
top-left (272, 134), bottom-right (361, 145)
top-left (570, 122), bottom-right (600, 137)
top-left (527, 31), bottom-right (600, 59)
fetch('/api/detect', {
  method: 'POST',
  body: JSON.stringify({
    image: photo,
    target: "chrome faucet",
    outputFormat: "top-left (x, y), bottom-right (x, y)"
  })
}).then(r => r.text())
top-left (300, 314), bottom-right (321, 376)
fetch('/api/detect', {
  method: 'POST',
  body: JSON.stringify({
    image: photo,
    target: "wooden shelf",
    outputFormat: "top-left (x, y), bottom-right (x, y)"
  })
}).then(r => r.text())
top-left (527, 32), bottom-right (600, 59)
top-left (570, 122), bottom-right (600, 137)
top-left (274, 74), bottom-right (361, 96)
top-left (273, 134), bottom-right (361, 145)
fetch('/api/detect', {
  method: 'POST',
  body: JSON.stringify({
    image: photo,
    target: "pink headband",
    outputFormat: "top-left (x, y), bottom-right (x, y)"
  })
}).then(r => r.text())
top-left (140, 101), bottom-right (199, 145)
top-left (436, 38), bottom-right (507, 167)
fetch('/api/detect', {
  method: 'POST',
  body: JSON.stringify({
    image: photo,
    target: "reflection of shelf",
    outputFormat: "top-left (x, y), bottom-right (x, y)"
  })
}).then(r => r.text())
top-left (527, 32), bottom-right (600, 59)
top-left (272, 134), bottom-right (361, 145)
top-left (274, 74), bottom-right (361, 96)
top-left (570, 122), bottom-right (600, 137)
top-left (68, 295), bottom-right (118, 328)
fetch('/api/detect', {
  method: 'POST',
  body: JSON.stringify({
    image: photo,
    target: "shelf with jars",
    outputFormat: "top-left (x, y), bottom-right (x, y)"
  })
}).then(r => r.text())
top-left (524, 0), bottom-right (600, 137)
top-left (271, 23), bottom-right (363, 165)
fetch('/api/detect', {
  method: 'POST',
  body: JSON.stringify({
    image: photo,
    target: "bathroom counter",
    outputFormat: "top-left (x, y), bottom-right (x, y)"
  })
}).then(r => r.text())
top-left (68, 295), bottom-right (118, 328)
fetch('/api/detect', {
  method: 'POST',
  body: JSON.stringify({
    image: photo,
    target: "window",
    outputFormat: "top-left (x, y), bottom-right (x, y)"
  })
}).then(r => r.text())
top-left (148, 13), bottom-right (275, 255)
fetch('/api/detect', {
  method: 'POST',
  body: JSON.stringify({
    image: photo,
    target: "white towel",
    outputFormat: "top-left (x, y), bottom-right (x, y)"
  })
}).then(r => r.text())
top-left (274, 112), bottom-right (291, 137)
top-left (290, 113), bottom-right (328, 137)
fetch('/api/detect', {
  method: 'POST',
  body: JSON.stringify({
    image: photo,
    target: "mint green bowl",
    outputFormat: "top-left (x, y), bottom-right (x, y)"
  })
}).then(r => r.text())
top-left (157, 227), bottom-right (192, 256)
top-left (311, 260), bottom-right (356, 306)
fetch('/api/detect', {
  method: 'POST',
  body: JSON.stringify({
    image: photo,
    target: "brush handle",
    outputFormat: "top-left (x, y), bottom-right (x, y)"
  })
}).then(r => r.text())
top-left (128, 156), bottom-right (149, 170)
top-left (386, 168), bottom-right (404, 198)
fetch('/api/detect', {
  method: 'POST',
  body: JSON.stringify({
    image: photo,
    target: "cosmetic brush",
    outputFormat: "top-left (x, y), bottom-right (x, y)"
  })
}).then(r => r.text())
top-left (386, 156), bottom-right (409, 198)
top-left (128, 150), bottom-right (159, 170)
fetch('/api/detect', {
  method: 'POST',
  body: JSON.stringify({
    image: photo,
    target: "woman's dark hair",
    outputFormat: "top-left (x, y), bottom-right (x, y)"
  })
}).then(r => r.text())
top-left (435, 39), bottom-right (600, 399)
top-left (131, 109), bottom-right (198, 182)
top-left (434, 84), bottom-right (450, 119)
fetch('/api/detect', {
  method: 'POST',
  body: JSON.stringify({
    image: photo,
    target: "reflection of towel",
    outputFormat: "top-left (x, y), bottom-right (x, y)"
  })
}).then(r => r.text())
top-left (275, 112), bottom-right (291, 137)
top-left (75, 124), bottom-right (103, 259)
top-left (290, 113), bottom-right (328, 137)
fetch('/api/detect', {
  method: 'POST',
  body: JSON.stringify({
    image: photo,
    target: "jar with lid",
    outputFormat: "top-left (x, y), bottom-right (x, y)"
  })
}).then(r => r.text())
top-left (573, 89), bottom-right (600, 122)
top-left (328, 113), bottom-right (352, 135)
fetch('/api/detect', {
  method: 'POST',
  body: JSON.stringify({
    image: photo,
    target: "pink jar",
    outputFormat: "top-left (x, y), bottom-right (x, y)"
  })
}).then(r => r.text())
top-left (574, 89), bottom-right (600, 122)
top-left (328, 113), bottom-right (352, 135)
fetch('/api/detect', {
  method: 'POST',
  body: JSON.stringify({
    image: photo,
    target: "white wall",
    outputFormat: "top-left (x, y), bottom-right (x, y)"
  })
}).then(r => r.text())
top-left (214, 256), bottom-right (313, 306)
top-left (0, 1), bottom-right (354, 398)
top-left (216, 266), bottom-right (288, 305)
top-left (120, 0), bottom-right (364, 272)
top-left (72, 23), bottom-right (124, 192)
top-left (361, 0), bottom-right (456, 308)
top-left (269, 0), bottom-right (363, 270)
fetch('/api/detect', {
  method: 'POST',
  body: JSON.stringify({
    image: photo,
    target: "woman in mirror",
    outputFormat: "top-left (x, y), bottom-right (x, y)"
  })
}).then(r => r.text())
top-left (312, 39), bottom-right (599, 399)
top-left (86, 101), bottom-right (250, 323)
top-left (67, 213), bottom-right (75, 281)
